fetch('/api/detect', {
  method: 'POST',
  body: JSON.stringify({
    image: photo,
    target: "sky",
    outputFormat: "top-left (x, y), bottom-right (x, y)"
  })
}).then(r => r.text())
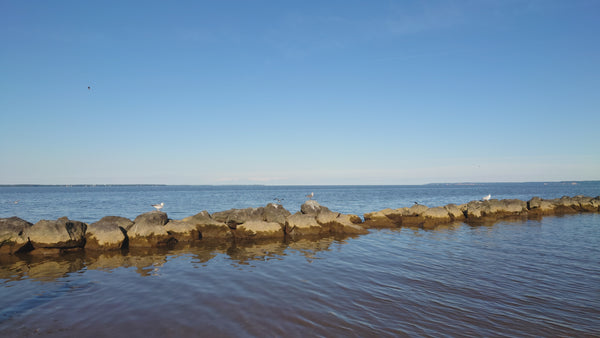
top-left (1, 0), bottom-right (599, 185)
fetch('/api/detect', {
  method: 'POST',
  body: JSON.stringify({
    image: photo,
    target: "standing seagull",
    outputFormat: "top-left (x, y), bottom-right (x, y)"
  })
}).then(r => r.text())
top-left (306, 192), bottom-right (314, 200)
top-left (151, 202), bottom-right (164, 211)
top-left (482, 194), bottom-right (491, 201)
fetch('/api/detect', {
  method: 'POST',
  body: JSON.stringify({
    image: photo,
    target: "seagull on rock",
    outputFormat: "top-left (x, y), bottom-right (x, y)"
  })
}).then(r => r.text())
top-left (482, 194), bottom-right (491, 201)
top-left (151, 202), bottom-right (164, 211)
top-left (306, 192), bottom-right (314, 200)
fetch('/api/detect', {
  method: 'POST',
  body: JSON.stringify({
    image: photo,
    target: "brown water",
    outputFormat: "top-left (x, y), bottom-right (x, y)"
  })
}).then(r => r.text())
top-left (1, 214), bottom-right (599, 337)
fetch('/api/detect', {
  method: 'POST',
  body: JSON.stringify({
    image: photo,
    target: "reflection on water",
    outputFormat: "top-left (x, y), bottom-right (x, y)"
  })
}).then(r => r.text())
top-left (0, 235), bottom-right (358, 282)
top-left (1, 215), bottom-right (599, 337)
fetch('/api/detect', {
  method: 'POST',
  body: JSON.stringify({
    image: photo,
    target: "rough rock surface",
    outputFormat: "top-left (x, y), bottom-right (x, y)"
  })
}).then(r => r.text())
top-left (25, 217), bottom-right (87, 251)
top-left (181, 211), bottom-right (232, 239)
top-left (212, 207), bottom-right (265, 227)
top-left (235, 221), bottom-right (284, 239)
top-left (0, 217), bottom-right (33, 254)
top-left (363, 209), bottom-right (399, 228)
top-left (86, 216), bottom-right (131, 250)
top-left (128, 211), bottom-right (171, 247)
top-left (2, 195), bottom-right (598, 253)
top-left (285, 213), bottom-right (323, 236)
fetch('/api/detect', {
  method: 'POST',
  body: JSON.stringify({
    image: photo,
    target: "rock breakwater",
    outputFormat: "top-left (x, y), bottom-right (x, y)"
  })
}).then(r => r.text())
top-left (1, 196), bottom-right (598, 255)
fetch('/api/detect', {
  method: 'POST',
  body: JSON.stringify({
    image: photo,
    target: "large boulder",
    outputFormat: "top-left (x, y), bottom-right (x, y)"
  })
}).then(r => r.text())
top-left (299, 200), bottom-right (367, 235)
top-left (86, 216), bottom-right (131, 250)
top-left (285, 213), bottom-right (324, 236)
top-left (300, 200), bottom-right (331, 215)
top-left (527, 197), bottom-right (557, 217)
top-left (464, 199), bottom-right (528, 222)
top-left (212, 207), bottom-right (265, 227)
top-left (212, 204), bottom-right (292, 229)
top-left (422, 207), bottom-right (451, 229)
top-left (363, 208), bottom-right (399, 228)
top-left (235, 221), bottom-right (284, 239)
top-left (569, 195), bottom-right (599, 212)
top-left (25, 217), bottom-right (87, 252)
top-left (320, 213), bottom-right (368, 235)
top-left (264, 203), bottom-right (291, 224)
top-left (0, 217), bottom-right (33, 254)
top-left (128, 211), bottom-right (172, 247)
top-left (182, 211), bottom-right (232, 240)
top-left (444, 204), bottom-right (465, 221)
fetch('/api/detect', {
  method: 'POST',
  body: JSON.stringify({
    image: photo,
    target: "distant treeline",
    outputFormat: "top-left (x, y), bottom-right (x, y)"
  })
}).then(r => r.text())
top-left (0, 184), bottom-right (168, 187)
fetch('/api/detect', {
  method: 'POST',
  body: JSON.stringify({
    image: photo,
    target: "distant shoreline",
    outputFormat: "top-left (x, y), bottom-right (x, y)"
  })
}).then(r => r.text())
top-left (1, 181), bottom-right (599, 188)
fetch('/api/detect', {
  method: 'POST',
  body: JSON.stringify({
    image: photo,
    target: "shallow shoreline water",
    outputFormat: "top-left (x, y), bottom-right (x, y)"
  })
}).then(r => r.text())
top-left (1, 183), bottom-right (599, 336)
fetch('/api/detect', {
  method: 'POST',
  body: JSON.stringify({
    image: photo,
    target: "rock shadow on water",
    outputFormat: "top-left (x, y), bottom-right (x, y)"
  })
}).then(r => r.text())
top-left (0, 233), bottom-right (361, 282)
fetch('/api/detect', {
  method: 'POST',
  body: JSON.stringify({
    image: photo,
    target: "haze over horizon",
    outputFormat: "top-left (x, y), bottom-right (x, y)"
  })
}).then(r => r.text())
top-left (1, 1), bottom-right (599, 185)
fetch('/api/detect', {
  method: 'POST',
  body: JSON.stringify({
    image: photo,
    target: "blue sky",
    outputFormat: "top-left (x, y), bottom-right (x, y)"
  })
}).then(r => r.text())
top-left (1, 0), bottom-right (599, 185)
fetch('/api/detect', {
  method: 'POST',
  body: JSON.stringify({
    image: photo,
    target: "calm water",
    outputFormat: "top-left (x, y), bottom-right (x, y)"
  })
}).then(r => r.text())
top-left (1, 183), bottom-right (599, 337)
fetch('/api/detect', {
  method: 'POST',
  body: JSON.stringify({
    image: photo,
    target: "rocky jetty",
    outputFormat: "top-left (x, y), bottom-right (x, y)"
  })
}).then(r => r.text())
top-left (1, 196), bottom-right (598, 255)
top-left (364, 195), bottom-right (600, 228)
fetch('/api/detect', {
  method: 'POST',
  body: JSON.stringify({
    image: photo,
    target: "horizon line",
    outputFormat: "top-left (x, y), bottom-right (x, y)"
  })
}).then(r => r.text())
top-left (1, 180), bottom-right (598, 187)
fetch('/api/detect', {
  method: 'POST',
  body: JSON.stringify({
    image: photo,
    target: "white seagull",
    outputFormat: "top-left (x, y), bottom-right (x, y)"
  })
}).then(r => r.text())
top-left (306, 192), bottom-right (314, 200)
top-left (482, 194), bottom-right (491, 201)
top-left (151, 202), bottom-right (164, 211)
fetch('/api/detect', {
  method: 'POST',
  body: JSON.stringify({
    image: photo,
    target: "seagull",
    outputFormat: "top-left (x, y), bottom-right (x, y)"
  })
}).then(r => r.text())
top-left (273, 198), bottom-right (284, 204)
top-left (482, 194), bottom-right (491, 201)
top-left (151, 202), bottom-right (164, 211)
top-left (306, 192), bottom-right (314, 200)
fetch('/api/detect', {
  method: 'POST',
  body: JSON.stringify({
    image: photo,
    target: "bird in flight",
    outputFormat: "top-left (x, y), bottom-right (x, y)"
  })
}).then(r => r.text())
top-left (151, 202), bottom-right (164, 211)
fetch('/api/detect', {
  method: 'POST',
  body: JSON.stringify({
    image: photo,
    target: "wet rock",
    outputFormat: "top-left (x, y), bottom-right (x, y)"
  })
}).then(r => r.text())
top-left (363, 209), bottom-right (398, 228)
top-left (86, 216), bottom-right (131, 250)
top-left (264, 203), bottom-right (291, 224)
top-left (527, 197), bottom-right (557, 216)
top-left (285, 213), bottom-right (324, 236)
top-left (403, 204), bottom-right (429, 216)
top-left (235, 220), bottom-right (284, 239)
top-left (0, 217), bottom-right (33, 254)
top-left (464, 199), bottom-right (528, 222)
top-left (320, 214), bottom-right (368, 235)
top-left (181, 211), bottom-right (232, 240)
top-left (444, 204), bottom-right (465, 221)
top-left (128, 211), bottom-right (171, 247)
top-left (571, 195), bottom-right (599, 212)
top-left (300, 200), bottom-right (331, 215)
top-left (25, 217), bottom-right (87, 252)
top-left (299, 201), bottom-right (367, 235)
top-left (164, 220), bottom-right (202, 242)
top-left (212, 207), bottom-right (265, 227)
top-left (422, 207), bottom-right (451, 229)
